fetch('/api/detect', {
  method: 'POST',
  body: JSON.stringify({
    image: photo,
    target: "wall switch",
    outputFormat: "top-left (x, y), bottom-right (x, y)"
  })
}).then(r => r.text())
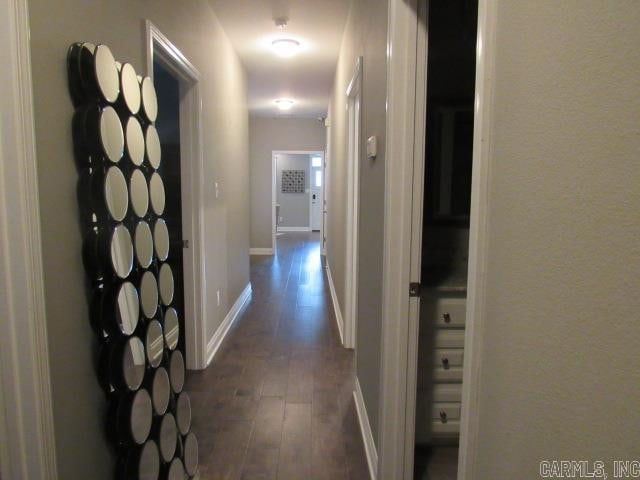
top-left (215, 182), bottom-right (220, 199)
top-left (216, 289), bottom-right (221, 306)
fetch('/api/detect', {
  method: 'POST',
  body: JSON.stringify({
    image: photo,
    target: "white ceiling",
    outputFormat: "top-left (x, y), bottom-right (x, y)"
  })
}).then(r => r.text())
top-left (210, 0), bottom-right (351, 118)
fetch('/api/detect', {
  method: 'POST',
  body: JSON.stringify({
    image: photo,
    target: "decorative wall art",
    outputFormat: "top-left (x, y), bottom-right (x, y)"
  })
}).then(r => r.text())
top-left (67, 42), bottom-right (198, 480)
top-left (281, 169), bottom-right (305, 193)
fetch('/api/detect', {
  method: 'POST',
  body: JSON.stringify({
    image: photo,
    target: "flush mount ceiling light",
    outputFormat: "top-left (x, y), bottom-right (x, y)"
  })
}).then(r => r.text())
top-left (271, 17), bottom-right (301, 58)
top-left (271, 38), bottom-right (301, 58)
top-left (274, 99), bottom-right (295, 111)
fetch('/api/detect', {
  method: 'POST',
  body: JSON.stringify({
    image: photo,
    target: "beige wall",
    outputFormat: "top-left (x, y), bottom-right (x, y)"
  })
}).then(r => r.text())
top-left (27, 1), bottom-right (249, 477)
top-left (471, 1), bottom-right (640, 477)
top-left (249, 116), bottom-right (325, 249)
top-left (326, 0), bottom-right (388, 446)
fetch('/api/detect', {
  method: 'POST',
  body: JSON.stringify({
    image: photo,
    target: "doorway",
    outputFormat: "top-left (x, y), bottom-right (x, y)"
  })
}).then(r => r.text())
top-left (146, 22), bottom-right (207, 369)
top-left (153, 60), bottom-right (186, 352)
top-left (271, 150), bottom-right (325, 252)
top-left (412, 0), bottom-right (478, 478)
top-left (378, 0), bottom-right (495, 476)
top-left (310, 154), bottom-right (323, 231)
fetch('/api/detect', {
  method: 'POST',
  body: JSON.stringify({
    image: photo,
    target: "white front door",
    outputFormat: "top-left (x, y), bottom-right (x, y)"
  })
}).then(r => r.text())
top-left (310, 156), bottom-right (323, 231)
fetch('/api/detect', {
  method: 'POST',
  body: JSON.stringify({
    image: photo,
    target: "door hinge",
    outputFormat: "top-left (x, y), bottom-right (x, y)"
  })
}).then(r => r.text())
top-left (182, 239), bottom-right (189, 249)
top-left (409, 282), bottom-right (421, 297)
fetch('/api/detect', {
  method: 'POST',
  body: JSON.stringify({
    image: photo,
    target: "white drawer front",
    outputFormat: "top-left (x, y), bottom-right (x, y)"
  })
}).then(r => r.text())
top-left (429, 297), bottom-right (467, 328)
top-left (434, 348), bottom-right (464, 369)
top-left (433, 366), bottom-right (463, 383)
top-left (431, 420), bottom-right (461, 436)
top-left (434, 330), bottom-right (465, 349)
top-left (432, 402), bottom-right (461, 421)
top-left (433, 384), bottom-right (462, 403)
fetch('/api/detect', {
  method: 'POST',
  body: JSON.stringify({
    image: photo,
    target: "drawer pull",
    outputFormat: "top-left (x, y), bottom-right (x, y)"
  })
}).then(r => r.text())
top-left (443, 312), bottom-right (451, 324)
top-left (439, 411), bottom-right (448, 423)
top-left (441, 357), bottom-right (450, 369)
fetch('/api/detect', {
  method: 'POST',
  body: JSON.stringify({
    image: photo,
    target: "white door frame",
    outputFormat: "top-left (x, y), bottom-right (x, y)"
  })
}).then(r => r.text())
top-left (344, 57), bottom-right (363, 350)
top-left (271, 150), bottom-right (324, 244)
top-left (378, 0), bottom-right (497, 478)
top-left (145, 21), bottom-right (207, 370)
top-left (0, 0), bottom-right (57, 478)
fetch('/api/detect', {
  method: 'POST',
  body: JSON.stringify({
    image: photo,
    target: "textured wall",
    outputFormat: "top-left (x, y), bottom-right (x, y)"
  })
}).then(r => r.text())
top-left (26, 1), bottom-right (249, 477)
top-left (249, 116), bottom-right (325, 249)
top-left (326, 0), bottom-right (389, 446)
top-left (471, 1), bottom-right (640, 477)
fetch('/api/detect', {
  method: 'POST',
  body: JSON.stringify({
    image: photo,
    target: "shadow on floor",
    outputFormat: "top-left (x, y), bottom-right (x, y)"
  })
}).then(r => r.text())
top-left (414, 444), bottom-right (459, 480)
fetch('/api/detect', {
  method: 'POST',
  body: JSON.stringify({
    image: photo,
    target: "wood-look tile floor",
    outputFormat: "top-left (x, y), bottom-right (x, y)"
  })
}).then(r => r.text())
top-left (186, 232), bottom-right (371, 480)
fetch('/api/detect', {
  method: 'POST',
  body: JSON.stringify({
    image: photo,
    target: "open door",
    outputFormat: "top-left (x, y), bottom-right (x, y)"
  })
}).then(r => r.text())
top-left (409, 0), bottom-right (479, 478)
top-left (310, 155), bottom-right (323, 231)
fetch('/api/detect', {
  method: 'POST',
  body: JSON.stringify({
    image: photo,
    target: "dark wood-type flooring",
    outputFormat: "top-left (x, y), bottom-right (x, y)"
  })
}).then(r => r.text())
top-left (186, 232), bottom-right (370, 480)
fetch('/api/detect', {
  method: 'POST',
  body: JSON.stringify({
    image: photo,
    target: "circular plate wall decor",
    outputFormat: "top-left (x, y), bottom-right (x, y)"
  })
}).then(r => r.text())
top-left (67, 42), bottom-right (198, 478)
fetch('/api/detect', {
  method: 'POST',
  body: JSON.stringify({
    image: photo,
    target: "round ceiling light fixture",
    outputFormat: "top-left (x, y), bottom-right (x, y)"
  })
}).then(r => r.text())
top-left (271, 38), bottom-right (301, 58)
top-left (274, 99), bottom-right (295, 111)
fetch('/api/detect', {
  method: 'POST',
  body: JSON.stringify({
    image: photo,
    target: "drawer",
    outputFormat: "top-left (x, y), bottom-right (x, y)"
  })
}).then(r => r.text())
top-left (433, 384), bottom-right (462, 403)
top-left (434, 330), bottom-right (465, 349)
top-left (432, 402), bottom-right (461, 422)
top-left (427, 297), bottom-right (467, 328)
top-left (433, 366), bottom-right (463, 383)
top-left (434, 348), bottom-right (464, 369)
top-left (431, 420), bottom-right (461, 437)
top-left (415, 397), bottom-right (462, 442)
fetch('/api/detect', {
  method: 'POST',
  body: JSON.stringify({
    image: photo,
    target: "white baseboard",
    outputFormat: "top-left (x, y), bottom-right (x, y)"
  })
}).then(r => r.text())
top-left (205, 283), bottom-right (252, 367)
top-left (354, 377), bottom-right (378, 480)
top-left (249, 247), bottom-right (274, 255)
top-left (277, 226), bottom-right (311, 232)
top-left (325, 263), bottom-right (344, 345)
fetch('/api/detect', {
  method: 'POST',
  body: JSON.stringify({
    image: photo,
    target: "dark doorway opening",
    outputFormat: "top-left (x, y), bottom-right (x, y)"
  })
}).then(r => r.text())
top-left (153, 60), bottom-right (186, 354)
top-left (415, 0), bottom-right (478, 478)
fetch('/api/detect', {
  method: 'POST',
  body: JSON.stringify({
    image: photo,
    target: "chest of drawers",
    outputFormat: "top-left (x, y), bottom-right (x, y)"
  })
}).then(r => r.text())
top-left (415, 290), bottom-right (466, 444)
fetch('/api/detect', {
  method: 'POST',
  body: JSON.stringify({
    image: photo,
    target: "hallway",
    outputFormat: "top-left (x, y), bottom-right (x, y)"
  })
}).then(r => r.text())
top-left (186, 233), bottom-right (370, 479)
